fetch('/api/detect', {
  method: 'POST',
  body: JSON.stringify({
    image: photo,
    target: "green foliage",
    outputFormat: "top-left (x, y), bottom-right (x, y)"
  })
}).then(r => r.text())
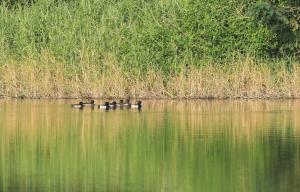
top-left (0, 0), bottom-right (36, 8)
top-left (247, 1), bottom-right (299, 57)
top-left (0, 0), bottom-right (298, 74)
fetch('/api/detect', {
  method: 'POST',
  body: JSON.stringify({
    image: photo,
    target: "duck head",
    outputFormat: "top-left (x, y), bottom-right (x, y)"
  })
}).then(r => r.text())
top-left (112, 101), bottom-right (117, 109)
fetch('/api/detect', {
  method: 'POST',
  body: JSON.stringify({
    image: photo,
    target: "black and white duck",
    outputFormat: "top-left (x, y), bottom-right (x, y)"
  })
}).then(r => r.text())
top-left (98, 102), bottom-right (110, 110)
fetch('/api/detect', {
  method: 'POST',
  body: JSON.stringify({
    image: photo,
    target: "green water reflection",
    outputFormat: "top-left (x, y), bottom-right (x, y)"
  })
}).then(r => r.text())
top-left (0, 100), bottom-right (300, 192)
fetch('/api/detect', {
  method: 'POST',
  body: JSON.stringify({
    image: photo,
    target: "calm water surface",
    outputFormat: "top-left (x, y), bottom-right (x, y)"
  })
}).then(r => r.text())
top-left (0, 100), bottom-right (300, 192)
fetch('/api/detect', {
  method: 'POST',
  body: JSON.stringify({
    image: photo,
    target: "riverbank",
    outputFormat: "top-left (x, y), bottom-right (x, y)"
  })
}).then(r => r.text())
top-left (1, 56), bottom-right (299, 99)
top-left (0, 1), bottom-right (299, 99)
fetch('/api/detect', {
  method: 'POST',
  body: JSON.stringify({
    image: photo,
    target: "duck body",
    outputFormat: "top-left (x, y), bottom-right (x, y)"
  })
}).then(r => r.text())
top-left (110, 101), bottom-right (117, 109)
top-left (82, 100), bottom-right (95, 107)
top-left (98, 102), bottom-right (110, 110)
top-left (122, 98), bottom-right (131, 108)
top-left (131, 101), bottom-right (142, 109)
top-left (72, 102), bottom-right (83, 108)
top-left (117, 100), bottom-right (124, 107)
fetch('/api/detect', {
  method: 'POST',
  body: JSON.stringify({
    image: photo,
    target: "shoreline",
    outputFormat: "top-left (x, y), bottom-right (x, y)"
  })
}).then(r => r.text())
top-left (1, 95), bottom-right (300, 100)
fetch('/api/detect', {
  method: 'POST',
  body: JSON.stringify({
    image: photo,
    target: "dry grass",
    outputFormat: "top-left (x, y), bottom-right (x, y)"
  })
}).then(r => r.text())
top-left (0, 55), bottom-right (299, 99)
top-left (167, 58), bottom-right (300, 99)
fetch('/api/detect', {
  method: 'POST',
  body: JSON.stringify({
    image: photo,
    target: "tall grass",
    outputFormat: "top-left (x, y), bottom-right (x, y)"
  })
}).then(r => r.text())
top-left (0, 0), bottom-right (298, 98)
top-left (0, 54), bottom-right (299, 98)
top-left (0, 0), bottom-right (277, 68)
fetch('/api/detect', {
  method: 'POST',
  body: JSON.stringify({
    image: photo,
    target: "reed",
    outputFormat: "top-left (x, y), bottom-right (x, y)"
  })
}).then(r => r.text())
top-left (0, 54), bottom-right (299, 99)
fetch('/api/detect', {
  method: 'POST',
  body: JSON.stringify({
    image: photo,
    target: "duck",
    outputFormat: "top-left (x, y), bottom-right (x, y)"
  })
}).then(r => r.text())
top-left (110, 101), bottom-right (117, 109)
top-left (117, 100), bottom-right (124, 107)
top-left (98, 102), bottom-right (110, 110)
top-left (71, 101), bottom-right (83, 108)
top-left (131, 101), bottom-right (142, 109)
top-left (123, 97), bottom-right (131, 108)
top-left (82, 100), bottom-right (95, 107)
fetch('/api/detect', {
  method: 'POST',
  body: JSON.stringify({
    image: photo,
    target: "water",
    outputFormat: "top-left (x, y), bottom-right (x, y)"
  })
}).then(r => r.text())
top-left (0, 100), bottom-right (299, 192)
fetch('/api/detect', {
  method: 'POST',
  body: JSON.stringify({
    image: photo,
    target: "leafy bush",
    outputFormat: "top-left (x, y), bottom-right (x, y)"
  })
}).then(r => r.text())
top-left (247, 1), bottom-right (299, 57)
top-left (0, 0), bottom-right (298, 74)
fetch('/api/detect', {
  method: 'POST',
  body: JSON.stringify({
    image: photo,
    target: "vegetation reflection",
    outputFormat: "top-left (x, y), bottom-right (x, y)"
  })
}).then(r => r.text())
top-left (0, 100), bottom-right (299, 191)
